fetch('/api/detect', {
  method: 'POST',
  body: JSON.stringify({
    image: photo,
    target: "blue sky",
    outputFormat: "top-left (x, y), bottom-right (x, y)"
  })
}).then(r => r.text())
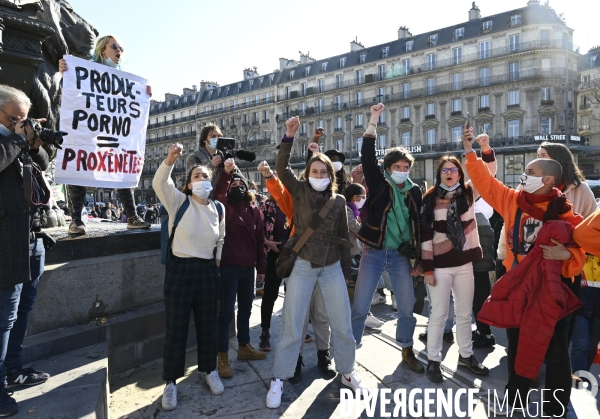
top-left (67, 0), bottom-right (599, 101)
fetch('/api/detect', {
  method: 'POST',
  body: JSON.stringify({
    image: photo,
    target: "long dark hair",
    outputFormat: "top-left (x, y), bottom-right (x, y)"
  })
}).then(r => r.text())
top-left (539, 142), bottom-right (585, 188)
top-left (423, 155), bottom-right (473, 207)
top-left (303, 153), bottom-right (338, 193)
top-left (182, 164), bottom-right (212, 196)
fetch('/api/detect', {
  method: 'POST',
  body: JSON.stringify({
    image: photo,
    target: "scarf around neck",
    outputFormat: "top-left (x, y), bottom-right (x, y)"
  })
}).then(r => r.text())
top-left (436, 185), bottom-right (466, 251)
top-left (516, 187), bottom-right (572, 222)
top-left (347, 201), bottom-right (360, 220)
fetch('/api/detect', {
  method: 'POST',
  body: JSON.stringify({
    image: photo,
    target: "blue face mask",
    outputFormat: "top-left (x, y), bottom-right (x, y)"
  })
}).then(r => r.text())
top-left (0, 123), bottom-right (13, 137)
top-left (208, 137), bottom-right (218, 150)
top-left (390, 170), bottom-right (409, 184)
top-left (105, 57), bottom-right (119, 68)
top-left (439, 182), bottom-right (460, 192)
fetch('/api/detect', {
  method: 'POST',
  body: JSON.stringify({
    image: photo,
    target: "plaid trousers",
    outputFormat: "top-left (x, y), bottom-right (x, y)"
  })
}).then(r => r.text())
top-left (162, 255), bottom-right (220, 381)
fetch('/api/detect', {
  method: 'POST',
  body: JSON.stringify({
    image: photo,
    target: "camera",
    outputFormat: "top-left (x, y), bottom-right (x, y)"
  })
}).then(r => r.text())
top-left (213, 137), bottom-right (256, 163)
top-left (398, 242), bottom-right (418, 260)
top-left (22, 119), bottom-right (67, 149)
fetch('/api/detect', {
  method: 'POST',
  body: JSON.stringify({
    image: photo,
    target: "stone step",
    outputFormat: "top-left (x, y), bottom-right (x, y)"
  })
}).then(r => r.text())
top-left (13, 343), bottom-right (109, 419)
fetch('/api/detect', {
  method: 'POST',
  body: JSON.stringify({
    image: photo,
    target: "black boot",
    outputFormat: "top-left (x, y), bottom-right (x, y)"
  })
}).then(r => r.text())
top-left (288, 355), bottom-right (303, 384)
top-left (317, 350), bottom-right (337, 378)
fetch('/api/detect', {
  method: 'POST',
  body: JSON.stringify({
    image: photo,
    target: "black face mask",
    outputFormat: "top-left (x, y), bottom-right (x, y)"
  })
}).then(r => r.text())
top-left (229, 185), bottom-right (246, 201)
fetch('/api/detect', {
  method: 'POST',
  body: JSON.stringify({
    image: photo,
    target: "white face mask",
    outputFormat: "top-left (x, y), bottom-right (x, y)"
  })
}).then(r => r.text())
top-left (308, 177), bottom-right (330, 192)
top-left (105, 57), bottom-right (119, 68)
top-left (390, 170), bottom-right (409, 184)
top-left (208, 137), bottom-right (218, 150)
top-left (250, 189), bottom-right (257, 195)
top-left (520, 173), bottom-right (546, 194)
top-left (192, 180), bottom-right (212, 199)
top-left (440, 182), bottom-right (460, 192)
top-left (355, 198), bottom-right (366, 209)
top-left (332, 161), bottom-right (343, 172)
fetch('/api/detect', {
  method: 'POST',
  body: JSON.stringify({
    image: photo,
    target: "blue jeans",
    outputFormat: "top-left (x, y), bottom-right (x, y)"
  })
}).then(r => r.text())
top-left (217, 264), bottom-right (255, 352)
top-left (424, 285), bottom-right (454, 334)
top-left (571, 314), bottom-right (600, 373)
top-left (351, 246), bottom-right (416, 347)
top-left (5, 239), bottom-right (45, 374)
top-left (0, 286), bottom-right (22, 388)
top-left (272, 258), bottom-right (355, 379)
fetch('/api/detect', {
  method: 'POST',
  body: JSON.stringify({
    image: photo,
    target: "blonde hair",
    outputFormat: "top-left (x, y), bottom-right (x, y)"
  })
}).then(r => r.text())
top-left (91, 35), bottom-right (124, 64)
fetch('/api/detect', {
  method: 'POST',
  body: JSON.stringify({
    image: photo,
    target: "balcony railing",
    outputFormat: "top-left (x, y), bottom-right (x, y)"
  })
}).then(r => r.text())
top-left (146, 131), bottom-right (197, 144)
top-left (579, 103), bottom-right (591, 110)
top-left (334, 127), bottom-right (343, 132)
top-left (400, 117), bottom-right (411, 123)
top-left (275, 67), bottom-right (575, 121)
top-left (148, 114), bottom-right (196, 129)
top-left (450, 111), bottom-right (462, 116)
top-left (274, 40), bottom-right (574, 102)
top-left (425, 114), bottom-right (436, 120)
top-left (478, 106), bottom-right (490, 113)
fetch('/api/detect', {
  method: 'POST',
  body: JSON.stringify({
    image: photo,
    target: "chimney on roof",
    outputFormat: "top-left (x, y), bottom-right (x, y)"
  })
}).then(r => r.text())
top-left (299, 52), bottom-right (316, 64)
top-left (350, 37), bottom-right (365, 52)
top-left (398, 26), bottom-right (412, 40)
top-left (279, 58), bottom-right (299, 70)
top-left (527, 0), bottom-right (540, 6)
top-left (243, 67), bottom-right (259, 80)
top-left (469, 2), bottom-right (481, 20)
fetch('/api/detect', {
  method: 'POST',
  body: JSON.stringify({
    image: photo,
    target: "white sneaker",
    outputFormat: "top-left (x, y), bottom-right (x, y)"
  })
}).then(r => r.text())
top-left (341, 370), bottom-right (369, 393)
top-left (365, 314), bottom-right (384, 329)
top-left (206, 370), bottom-right (224, 395)
top-left (266, 378), bottom-right (283, 408)
top-left (371, 294), bottom-right (386, 306)
top-left (391, 295), bottom-right (398, 311)
top-left (162, 383), bottom-right (177, 411)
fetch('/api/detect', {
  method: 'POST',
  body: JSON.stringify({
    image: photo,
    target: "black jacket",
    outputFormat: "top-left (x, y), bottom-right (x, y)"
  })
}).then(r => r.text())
top-left (356, 135), bottom-right (422, 258)
top-left (0, 132), bottom-right (49, 288)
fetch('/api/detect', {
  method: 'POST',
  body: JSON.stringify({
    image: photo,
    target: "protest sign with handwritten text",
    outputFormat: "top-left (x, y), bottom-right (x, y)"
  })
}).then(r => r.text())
top-left (55, 55), bottom-right (150, 188)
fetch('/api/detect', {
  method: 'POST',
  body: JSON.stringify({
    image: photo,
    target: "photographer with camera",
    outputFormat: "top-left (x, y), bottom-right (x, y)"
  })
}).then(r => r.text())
top-left (0, 85), bottom-right (54, 416)
top-left (350, 104), bottom-right (424, 375)
top-left (186, 125), bottom-right (224, 187)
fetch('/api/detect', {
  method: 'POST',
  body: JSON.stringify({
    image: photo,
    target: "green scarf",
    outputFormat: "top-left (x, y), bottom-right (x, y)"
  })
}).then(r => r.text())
top-left (383, 172), bottom-right (413, 250)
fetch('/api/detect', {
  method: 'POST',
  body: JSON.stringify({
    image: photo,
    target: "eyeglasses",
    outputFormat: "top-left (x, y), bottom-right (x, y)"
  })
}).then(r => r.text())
top-left (0, 108), bottom-right (18, 127)
top-left (110, 43), bottom-right (124, 53)
top-left (441, 167), bottom-right (459, 174)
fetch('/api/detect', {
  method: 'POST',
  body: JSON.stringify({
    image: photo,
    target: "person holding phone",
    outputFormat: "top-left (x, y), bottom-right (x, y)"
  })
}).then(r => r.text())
top-left (186, 124), bottom-right (225, 187)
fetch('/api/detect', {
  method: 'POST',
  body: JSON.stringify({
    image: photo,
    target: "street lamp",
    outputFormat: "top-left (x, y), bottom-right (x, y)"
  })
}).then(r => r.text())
top-left (345, 113), bottom-right (353, 172)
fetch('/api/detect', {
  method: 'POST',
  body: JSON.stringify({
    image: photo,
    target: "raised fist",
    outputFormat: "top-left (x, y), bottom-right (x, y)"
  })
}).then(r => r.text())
top-left (476, 133), bottom-right (490, 151)
top-left (168, 143), bottom-right (183, 159)
top-left (308, 143), bottom-right (319, 154)
top-left (285, 116), bottom-right (300, 137)
top-left (313, 128), bottom-right (324, 140)
top-left (224, 157), bottom-right (236, 174)
top-left (258, 160), bottom-right (273, 177)
top-left (370, 103), bottom-right (385, 118)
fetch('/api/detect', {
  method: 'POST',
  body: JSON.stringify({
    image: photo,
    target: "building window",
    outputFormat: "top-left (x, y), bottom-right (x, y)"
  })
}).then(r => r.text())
top-left (480, 67), bottom-right (490, 86)
top-left (381, 46), bottom-right (390, 58)
top-left (453, 47), bottom-right (462, 65)
top-left (511, 13), bottom-right (522, 26)
top-left (426, 102), bottom-right (435, 116)
top-left (265, 92), bottom-right (270, 101)
top-left (301, 82), bottom-right (307, 96)
top-left (339, 57), bottom-right (346, 68)
top-left (406, 40), bottom-right (414, 52)
top-left (336, 117), bottom-right (343, 129)
top-left (378, 135), bottom-right (387, 149)
top-left (455, 27), bottom-right (465, 40)
top-left (402, 83), bottom-right (410, 99)
top-left (426, 53), bottom-right (436, 71)
top-left (509, 34), bottom-right (520, 53)
top-left (541, 118), bottom-right (552, 135)
top-left (357, 69), bottom-right (363, 84)
top-left (255, 95), bottom-right (260, 104)
top-left (289, 70), bottom-right (295, 80)
top-left (480, 94), bottom-right (490, 109)
top-left (359, 53), bottom-right (367, 64)
top-left (509, 62), bottom-right (519, 82)
top-left (378, 64), bottom-right (386, 80)
top-left (453, 73), bottom-right (462, 91)
top-left (402, 59), bottom-right (410, 75)
top-left (356, 114), bottom-right (363, 127)
top-left (426, 129), bottom-right (436, 144)
top-left (317, 79), bottom-right (324, 92)
top-left (508, 119), bottom-right (520, 138)
top-left (542, 58), bottom-right (551, 72)
top-left (300, 122), bottom-right (307, 136)
top-left (402, 106), bottom-right (410, 119)
top-left (336, 74), bottom-right (343, 89)
top-left (316, 99), bottom-right (323, 112)
top-left (504, 154), bottom-right (525, 188)
top-left (378, 111), bottom-right (386, 125)
top-left (479, 123), bottom-right (491, 135)
top-left (482, 20), bottom-right (493, 32)
top-left (540, 30), bottom-right (550, 45)
top-left (321, 62), bottom-right (328, 72)
top-left (377, 87), bottom-right (385, 103)
top-left (402, 131), bottom-right (411, 146)
top-left (335, 95), bottom-right (342, 110)
top-left (452, 99), bottom-right (462, 112)
top-left (233, 99), bottom-right (238, 109)
top-left (452, 126), bottom-right (462, 143)
top-left (427, 78), bottom-right (435, 95)
top-left (428, 34), bottom-right (438, 47)
top-left (305, 66), bottom-right (311, 77)
top-left (480, 41), bottom-right (490, 59)
top-left (542, 87), bottom-right (551, 101)
top-left (301, 143), bottom-right (307, 157)
top-left (508, 90), bottom-right (520, 106)
top-left (356, 91), bottom-right (363, 106)
top-left (337, 139), bottom-right (343, 151)
top-left (245, 97), bottom-right (250, 105)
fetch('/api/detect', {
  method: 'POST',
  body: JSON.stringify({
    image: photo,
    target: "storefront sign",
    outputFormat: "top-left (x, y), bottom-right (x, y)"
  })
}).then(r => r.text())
top-left (533, 134), bottom-right (581, 142)
top-left (375, 146), bottom-right (422, 157)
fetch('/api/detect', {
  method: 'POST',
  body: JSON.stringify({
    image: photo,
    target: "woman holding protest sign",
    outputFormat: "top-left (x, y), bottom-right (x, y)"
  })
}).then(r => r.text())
top-left (152, 143), bottom-right (225, 411)
top-left (58, 35), bottom-right (152, 235)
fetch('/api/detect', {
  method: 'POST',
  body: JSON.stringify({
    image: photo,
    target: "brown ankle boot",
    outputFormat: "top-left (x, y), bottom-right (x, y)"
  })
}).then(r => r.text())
top-left (402, 347), bottom-right (424, 373)
top-left (237, 343), bottom-right (266, 360)
top-left (217, 352), bottom-right (233, 378)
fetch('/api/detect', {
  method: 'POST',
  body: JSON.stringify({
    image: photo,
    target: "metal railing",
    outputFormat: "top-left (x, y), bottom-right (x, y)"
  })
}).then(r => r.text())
top-left (148, 115), bottom-right (196, 129)
top-left (146, 131), bottom-right (197, 144)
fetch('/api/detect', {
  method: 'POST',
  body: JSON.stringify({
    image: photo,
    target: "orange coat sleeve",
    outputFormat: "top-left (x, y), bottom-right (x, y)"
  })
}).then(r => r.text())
top-left (574, 209), bottom-right (600, 256)
top-left (266, 176), bottom-right (295, 236)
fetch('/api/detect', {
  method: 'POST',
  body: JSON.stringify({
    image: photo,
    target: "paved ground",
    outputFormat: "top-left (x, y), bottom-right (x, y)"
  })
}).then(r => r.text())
top-left (109, 289), bottom-right (600, 419)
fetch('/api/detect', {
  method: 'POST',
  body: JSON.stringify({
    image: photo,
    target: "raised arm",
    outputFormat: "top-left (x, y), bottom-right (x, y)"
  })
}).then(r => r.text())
top-left (276, 116), bottom-right (301, 195)
top-left (305, 128), bottom-right (324, 164)
top-left (360, 104), bottom-right (386, 193)
top-left (466, 133), bottom-right (496, 201)
top-left (152, 143), bottom-right (187, 215)
top-left (259, 160), bottom-right (294, 220)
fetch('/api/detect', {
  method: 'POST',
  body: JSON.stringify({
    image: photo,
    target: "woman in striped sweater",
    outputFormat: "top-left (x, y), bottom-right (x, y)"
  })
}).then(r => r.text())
top-left (420, 155), bottom-right (489, 382)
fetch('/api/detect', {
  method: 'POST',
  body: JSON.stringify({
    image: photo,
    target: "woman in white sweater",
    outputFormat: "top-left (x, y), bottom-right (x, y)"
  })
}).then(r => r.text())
top-left (153, 143), bottom-right (226, 411)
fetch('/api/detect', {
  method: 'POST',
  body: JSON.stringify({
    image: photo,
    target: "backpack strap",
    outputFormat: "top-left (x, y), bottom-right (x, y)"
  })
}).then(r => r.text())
top-left (168, 198), bottom-right (191, 251)
top-left (511, 208), bottom-right (523, 268)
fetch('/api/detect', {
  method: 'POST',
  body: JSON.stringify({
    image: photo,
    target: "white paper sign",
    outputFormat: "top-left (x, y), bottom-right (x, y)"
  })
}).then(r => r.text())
top-left (55, 55), bottom-right (150, 188)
